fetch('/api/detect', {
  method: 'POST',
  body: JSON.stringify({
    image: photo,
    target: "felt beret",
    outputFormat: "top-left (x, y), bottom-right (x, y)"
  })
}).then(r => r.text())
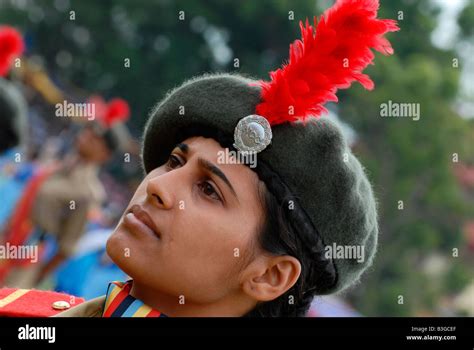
top-left (141, 73), bottom-right (379, 294)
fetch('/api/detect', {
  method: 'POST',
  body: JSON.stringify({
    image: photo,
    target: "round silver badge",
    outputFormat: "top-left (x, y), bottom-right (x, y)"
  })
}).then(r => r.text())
top-left (233, 114), bottom-right (272, 154)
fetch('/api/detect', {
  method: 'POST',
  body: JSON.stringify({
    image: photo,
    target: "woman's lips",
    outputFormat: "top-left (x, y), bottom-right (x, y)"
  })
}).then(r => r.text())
top-left (123, 204), bottom-right (161, 239)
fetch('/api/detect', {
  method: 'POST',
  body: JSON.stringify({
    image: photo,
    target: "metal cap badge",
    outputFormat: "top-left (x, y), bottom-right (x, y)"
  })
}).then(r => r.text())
top-left (233, 114), bottom-right (272, 154)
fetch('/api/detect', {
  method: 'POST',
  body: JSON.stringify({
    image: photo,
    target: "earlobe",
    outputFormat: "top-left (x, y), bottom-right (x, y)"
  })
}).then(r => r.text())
top-left (242, 256), bottom-right (301, 302)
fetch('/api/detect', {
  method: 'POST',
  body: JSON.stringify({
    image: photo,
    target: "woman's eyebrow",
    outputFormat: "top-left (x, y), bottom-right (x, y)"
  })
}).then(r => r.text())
top-left (172, 142), bottom-right (239, 201)
top-left (176, 143), bottom-right (189, 153)
top-left (198, 157), bottom-right (238, 200)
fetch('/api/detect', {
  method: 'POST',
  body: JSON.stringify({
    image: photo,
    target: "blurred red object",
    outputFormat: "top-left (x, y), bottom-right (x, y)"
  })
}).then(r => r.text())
top-left (453, 162), bottom-right (474, 188)
top-left (103, 98), bottom-right (130, 127)
top-left (0, 287), bottom-right (84, 317)
top-left (88, 95), bottom-right (130, 128)
top-left (0, 26), bottom-right (24, 76)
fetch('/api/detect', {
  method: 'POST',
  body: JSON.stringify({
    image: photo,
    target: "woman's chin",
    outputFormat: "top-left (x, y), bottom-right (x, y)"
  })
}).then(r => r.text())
top-left (106, 227), bottom-right (132, 264)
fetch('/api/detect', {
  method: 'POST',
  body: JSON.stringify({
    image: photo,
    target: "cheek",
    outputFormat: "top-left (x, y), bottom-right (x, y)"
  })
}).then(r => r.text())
top-left (105, 175), bottom-right (161, 276)
top-left (159, 208), bottom-right (255, 293)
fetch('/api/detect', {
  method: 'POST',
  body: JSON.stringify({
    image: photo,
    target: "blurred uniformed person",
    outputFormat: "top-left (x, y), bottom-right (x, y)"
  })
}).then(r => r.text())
top-left (5, 111), bottom-right (131, 288)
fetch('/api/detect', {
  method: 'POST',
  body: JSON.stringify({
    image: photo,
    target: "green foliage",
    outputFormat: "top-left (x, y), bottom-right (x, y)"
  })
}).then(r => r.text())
top-left (443, 261), bottom-right (472, 295)
top-left (340, 0), bottom-right (474, 315)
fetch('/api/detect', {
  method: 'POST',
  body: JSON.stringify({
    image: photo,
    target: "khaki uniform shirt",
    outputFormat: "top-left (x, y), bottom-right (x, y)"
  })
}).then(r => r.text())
top-left (31, 161), bottom-right (105, 256)
top-left (53, 296), bottom-right (106, 317)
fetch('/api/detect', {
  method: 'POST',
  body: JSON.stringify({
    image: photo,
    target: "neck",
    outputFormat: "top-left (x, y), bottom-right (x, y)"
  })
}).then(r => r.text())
top-left (129, 280), bottom-right (255, 317)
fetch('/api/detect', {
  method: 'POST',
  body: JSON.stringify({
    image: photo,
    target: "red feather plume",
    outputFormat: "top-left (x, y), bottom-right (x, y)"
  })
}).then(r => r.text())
top-left (0, 26), bottom-right (24, 77)
top-left (103, 98), bottom-right (130, 127)
top-left (89, 95), bottom-right (130, 128)
top-left (254, 0), bottom-right (399, 126)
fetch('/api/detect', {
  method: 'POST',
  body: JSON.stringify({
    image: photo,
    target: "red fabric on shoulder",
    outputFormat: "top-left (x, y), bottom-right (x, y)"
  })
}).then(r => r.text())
top-left (0, 287), bottom-right (84, 317)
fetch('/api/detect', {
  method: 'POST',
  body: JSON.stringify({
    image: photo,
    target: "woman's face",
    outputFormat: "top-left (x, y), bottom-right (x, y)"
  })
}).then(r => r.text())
top-left (107, 136), bottom-right (266, 304)
top-left (76, 127), bottom-right (111, 163)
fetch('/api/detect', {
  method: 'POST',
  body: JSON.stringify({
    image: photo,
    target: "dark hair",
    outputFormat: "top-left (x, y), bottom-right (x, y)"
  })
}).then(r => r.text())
top-left (243, 185), bottom-right (315, 317)
top-left (244, 162), bottom-right (339, 317)
top-left (174, 124), bottom-right (336, 317)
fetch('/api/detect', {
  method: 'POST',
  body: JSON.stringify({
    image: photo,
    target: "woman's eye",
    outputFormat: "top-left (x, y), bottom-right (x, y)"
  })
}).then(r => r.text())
top-left (167, 154), bottom-right (182, 169)
top-left (199, 181), bottom-right (222, 202)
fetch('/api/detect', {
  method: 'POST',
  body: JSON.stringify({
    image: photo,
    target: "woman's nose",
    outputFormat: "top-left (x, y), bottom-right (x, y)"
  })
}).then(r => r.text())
top-left (146, 173), bottom-right (176, 210)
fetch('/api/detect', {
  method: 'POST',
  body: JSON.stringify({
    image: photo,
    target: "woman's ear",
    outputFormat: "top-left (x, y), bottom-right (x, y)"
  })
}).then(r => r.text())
top-left (241, 255), bottom-right (301, 302)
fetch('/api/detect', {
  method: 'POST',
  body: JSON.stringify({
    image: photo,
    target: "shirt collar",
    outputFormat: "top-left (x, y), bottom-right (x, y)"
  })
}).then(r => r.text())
top-left (102, 280), bottom-right (167, 317)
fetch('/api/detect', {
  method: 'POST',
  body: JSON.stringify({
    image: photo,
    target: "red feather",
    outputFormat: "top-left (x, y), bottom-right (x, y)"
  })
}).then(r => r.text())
top-left (0, 26), bottom-right (24, 77)
top-left (254, 0), bottom-right (399, 126)
top-left (89, 96), bottom-right (131, 128)
top-left (102, 98), bottom-right (130, 127)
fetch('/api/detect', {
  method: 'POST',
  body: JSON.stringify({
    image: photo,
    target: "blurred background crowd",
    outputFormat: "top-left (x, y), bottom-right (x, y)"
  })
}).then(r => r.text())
top-left (0, 0), bottom-right (473, 317)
